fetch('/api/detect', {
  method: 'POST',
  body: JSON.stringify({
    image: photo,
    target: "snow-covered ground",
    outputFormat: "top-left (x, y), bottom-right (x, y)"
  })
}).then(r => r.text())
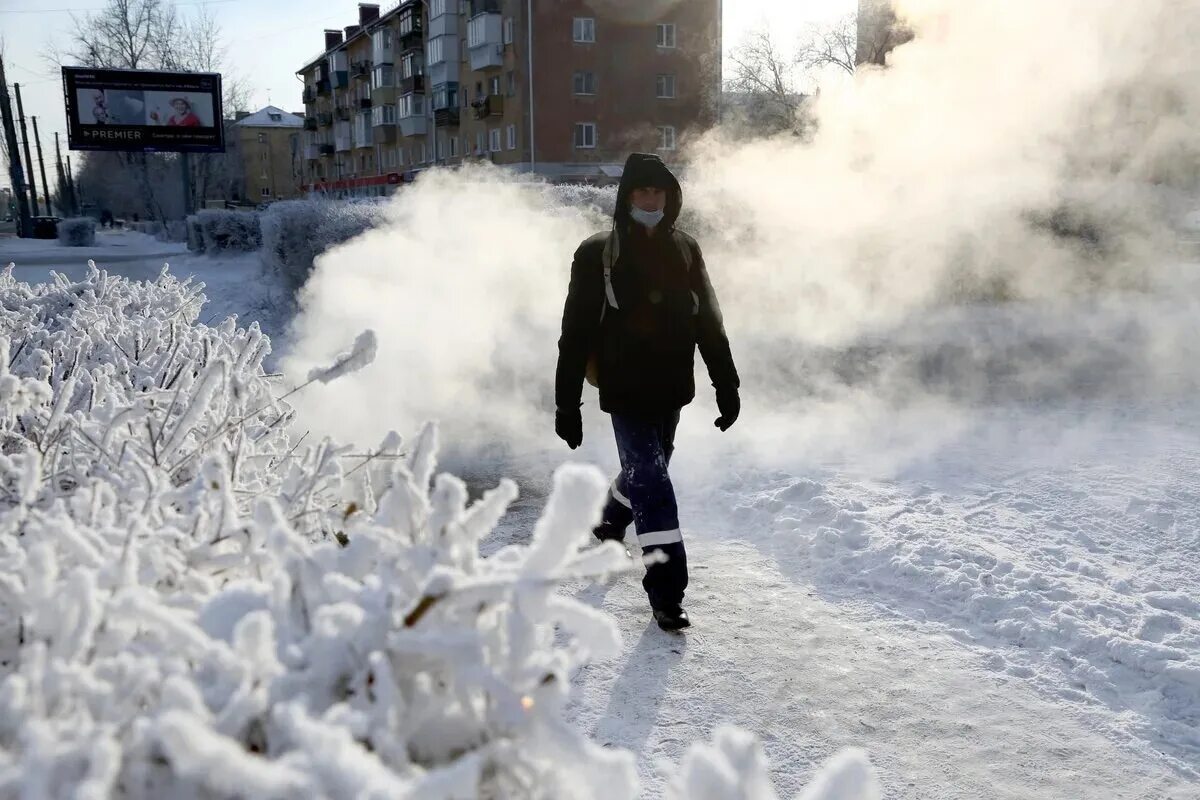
top-left (3, 230), bottom-right (1198, 798)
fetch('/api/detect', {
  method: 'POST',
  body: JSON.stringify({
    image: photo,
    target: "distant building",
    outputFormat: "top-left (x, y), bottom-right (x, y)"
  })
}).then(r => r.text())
top-left (296, 0), bottom-right (721, 196)
top-left (233, 106), bottom-right (305, 202)
top-left (856, 0), bottom-right (913, 67)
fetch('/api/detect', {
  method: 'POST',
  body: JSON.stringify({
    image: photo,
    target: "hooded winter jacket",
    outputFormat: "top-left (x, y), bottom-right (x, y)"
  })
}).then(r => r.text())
top-left (556, 153), bottom-right (740, 416)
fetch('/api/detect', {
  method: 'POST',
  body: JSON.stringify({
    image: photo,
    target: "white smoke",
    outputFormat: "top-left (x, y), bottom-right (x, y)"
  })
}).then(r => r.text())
top-left (281, 0), bottom-right (1200, 480)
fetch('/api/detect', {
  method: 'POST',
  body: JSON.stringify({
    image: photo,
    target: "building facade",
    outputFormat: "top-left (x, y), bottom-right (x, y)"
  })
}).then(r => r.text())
top-left (232, 106), bottom-right (306, 203)
top-left (297, 0), bottom-right (720, 196)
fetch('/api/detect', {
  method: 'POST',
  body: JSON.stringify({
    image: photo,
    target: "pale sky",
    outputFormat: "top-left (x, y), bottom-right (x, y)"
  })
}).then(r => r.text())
top-left (0, 0), bottom-right (853, 183)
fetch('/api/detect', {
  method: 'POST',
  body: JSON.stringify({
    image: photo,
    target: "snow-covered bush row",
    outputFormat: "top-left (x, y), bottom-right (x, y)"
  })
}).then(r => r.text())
top-left (0, 263), bottom-right (878, 798)
top-left (259, 199), bottom-right (388, 299)
top-left (156, 220), bottom-right (188, 244)
top-left (56, 217), bottom-right (96, 247)
top-left (191, 209), bottom-right (263, 255)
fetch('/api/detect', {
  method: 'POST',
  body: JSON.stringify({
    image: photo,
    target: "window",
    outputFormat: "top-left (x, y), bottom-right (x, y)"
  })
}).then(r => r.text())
top-left (657, 23), bottom-right (676, 48)
top-left (489, 128), bottom-right (501, 152)
top-left (506, 70), bottom-right (516, 96)
top-left (431, 0), bottom-right (447, 17)
top-left (574, 122), bottom-right (596, 149)
top-left (261, 187), bottom-right (270, 197)
top-left (398, 93), bottom-right (425, 117)
top-left (489, 76), bottom-right (500, 95)
top-left (372, 104), bottom-right (397, 125)
top-left (449, 136), bottom-right (458, 157)
top-left (573, 17), bottom-right (595, 43)
top-left (257, 132), bottom-right (266, 144)
top-left (503, 17), bottom-right (514, 45)
top-left (401, 52), bottom-right (424, 79)
top-left (372, 28), bottom-right (393, 51)
top-left (372, 64), bottom-right (395, 89)
top-left (506, 123), bottom-right (517, 150)
top-left (400, 10), bottom-right (417, 35)
top-left (269, 112), bottom-right (283, 122)
top-left (433, 83), bottom-right (458, 110)
top-left (656, 74), bottom-right (676, 98)
top-left (475, 131), bottom-right (485, 154)
top-left (658, 125), bottom-right (676, 150)
top-left (573, 71), bottom-right (596, 95)
top-left (417, 141), bottom-right (426, 163)
top-left (428, 36), bottom-right (446, 65)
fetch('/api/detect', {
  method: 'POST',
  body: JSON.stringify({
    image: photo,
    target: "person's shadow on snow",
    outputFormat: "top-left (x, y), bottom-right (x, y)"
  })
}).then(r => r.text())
top-left (591, 621), bottom-right (687, 756)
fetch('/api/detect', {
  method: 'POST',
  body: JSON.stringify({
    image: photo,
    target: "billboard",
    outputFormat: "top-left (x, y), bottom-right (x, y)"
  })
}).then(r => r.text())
top-left (62, 67), bottom-right (225, 153)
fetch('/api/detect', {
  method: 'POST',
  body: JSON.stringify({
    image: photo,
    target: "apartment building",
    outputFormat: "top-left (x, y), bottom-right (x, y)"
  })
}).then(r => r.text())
top-left (297, 0), bottom-right (720, 196)
top-left (233, 106), bottom-right (305, 202)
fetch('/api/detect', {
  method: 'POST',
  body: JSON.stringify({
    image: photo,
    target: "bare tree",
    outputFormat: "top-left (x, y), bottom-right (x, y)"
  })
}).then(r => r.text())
top-left (797, 14), bottom-right (858, 77)
top-left (855, 1), bottom-right (914, 67)
top-left (726, 29), bottom-right (810, 138)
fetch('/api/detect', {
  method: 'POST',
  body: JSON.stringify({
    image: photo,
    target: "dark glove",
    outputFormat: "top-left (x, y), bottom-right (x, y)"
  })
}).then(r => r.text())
top-left (555, 406), bottom-right (583, 449)
top-left (714, 387), bottom-right (740, 432)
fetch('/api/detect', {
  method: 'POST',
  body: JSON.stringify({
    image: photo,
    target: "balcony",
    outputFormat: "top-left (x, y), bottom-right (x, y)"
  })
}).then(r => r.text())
top-left (399, 114), bottom-right (427, 138)
top-left (304, 144), bottom-right (319, 160)
top-left (371, 85), bottom-right (396, 104)
top-left (471, 94), bottom-right (503, 120)
top-left (335, 136), bottom-right (352, 152)
top-left (359, 97), bottom-right (373, 110)
top-left (469, 0), bottom-right (500, 14)
top-left (434, 107), bottom-right (460, 128)
top-left (333, 71), bottom-right (349, 90)
top-left (316, 79), bottom-right (331, 95)
top-left (319, 144), bottom-right (335, 156)
top-left (468, 14), bottom-right (503, 70)
top-left (429, 11), bottom-right (458, 38)
top-left (302, 87), bottom-right (316, 104)
top-left (399, 25), bottom-right (424, 52)
top-left (374, 125), bottom-right (398, 144)
top-left (351, 60), bottom-right (371, 79)
top-left (400, 74), bottom-right (425, 95)
top-left (303, 117), bottom-right (318, 131)
top-left (335, 106), bottom-right (352, 122)
top-left (317, 112), bottom-right (333, 126)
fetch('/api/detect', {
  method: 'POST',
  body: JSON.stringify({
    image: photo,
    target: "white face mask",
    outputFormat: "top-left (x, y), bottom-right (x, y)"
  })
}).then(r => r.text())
top-left (630, 206), bottom-right (666, 229)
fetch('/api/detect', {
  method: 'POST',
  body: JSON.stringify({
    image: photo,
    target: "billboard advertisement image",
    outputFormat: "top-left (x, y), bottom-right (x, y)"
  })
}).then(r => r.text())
top-left (63, 67), bottom-right (224, 153)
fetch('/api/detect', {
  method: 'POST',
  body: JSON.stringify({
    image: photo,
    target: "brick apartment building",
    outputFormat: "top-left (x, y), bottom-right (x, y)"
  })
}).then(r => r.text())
top-left (296, 0), bottom-right (721, 196)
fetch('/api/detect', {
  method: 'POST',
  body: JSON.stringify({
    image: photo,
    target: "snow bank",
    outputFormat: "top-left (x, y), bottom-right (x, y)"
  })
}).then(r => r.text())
top-left (0, 262), bottom-right (873, 797)
top-left (56, 217), bottom-right (97, 247)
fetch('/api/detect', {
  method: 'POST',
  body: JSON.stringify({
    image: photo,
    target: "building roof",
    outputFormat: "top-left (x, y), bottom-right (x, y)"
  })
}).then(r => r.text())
top-left (235, 106), bottom-right (304, 128)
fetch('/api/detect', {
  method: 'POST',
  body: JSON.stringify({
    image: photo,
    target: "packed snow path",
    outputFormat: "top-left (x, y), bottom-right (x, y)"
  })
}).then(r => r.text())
top-left (497, 404), bottom-right (1200, 798)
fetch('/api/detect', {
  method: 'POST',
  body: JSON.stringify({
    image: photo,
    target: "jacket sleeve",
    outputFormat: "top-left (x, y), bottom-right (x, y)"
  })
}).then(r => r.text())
top-left (690, 239), bottom-right (740, 393)
top-left (555, 241), bottom-right (604, 410)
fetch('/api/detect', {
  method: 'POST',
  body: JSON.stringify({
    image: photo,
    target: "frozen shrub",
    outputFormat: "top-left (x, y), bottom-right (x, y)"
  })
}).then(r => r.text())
top-left (56, 217), bottom-right (96, 247)
top-left (157, 220), bottom-right (188, 243)
top-left (187, 214), bottom-right (204, 251)
top-left (259, 198), bottom-right (388, 299)
top-left (197, 208), bottom-right (262, 253)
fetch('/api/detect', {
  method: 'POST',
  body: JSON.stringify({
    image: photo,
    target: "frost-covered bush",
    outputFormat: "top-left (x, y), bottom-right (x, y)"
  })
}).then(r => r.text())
top-left (259, 199), bottom-right (388, 299)
top-left (56, 217), bottom-right (96, 247)
top-left (196, 209), bottom-right (262, 254)
top-left (187, 215), bottom-right (204, 252)
top-left (157, 220), bottom-right (188, 243)
top-left (0, 263), bottom-right (879, 798)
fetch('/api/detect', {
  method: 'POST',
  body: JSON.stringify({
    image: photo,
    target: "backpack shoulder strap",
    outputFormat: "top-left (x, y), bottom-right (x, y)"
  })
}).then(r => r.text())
top-left (600, 231), bottom-right (620, 319)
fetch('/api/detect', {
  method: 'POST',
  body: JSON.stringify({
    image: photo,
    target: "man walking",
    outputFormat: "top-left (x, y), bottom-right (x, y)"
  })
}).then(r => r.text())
top-left (555, 153), bottom-right (740, 631)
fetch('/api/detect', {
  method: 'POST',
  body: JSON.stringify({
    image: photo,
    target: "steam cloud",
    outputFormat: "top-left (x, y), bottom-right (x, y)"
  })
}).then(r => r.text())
top-left (281, 0), bottom-right (1200, 480)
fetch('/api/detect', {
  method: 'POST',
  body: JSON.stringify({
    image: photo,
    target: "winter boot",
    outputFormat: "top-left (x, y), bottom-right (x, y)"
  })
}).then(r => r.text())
top-left (653, 606), bottom-right (691, 632)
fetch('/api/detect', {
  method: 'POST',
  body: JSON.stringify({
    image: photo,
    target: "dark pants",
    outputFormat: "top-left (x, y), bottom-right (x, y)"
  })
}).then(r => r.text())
top-left (595, 410), bottom-right (688, 612)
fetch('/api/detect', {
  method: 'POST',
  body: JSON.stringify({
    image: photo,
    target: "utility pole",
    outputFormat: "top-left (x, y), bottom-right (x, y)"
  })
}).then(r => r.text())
top-left (31, 117), bottom-right (51, 216)
top-left (13, 83), bottom-right (40, 216)
top-left (54, 132), bottom-right (71, 217)
top-left (0, 57), bottom-right (33, 236)
top-left (66, 155), bottom-right (79, 212)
